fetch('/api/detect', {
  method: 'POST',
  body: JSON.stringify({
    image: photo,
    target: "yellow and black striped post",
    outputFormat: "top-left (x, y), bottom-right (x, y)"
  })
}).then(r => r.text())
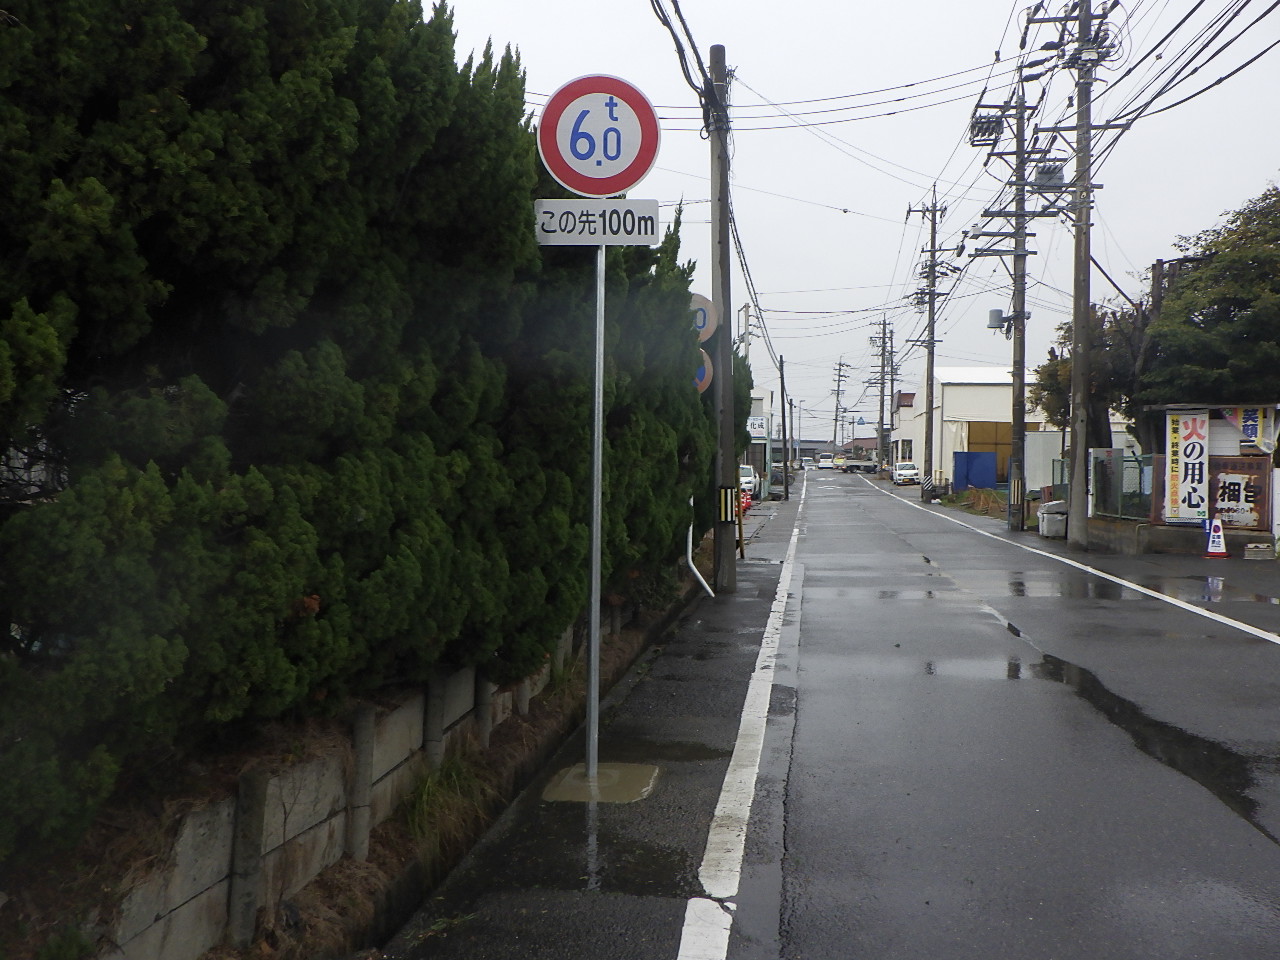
top-left (718, 486), bottom-right (737, 524)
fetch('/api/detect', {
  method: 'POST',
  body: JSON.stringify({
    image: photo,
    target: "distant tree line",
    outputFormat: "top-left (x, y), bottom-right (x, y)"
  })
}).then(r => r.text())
top-left (1030, 183), bottom-right (1280, 453)
top-left (0, 0), bottom-right (742, 866)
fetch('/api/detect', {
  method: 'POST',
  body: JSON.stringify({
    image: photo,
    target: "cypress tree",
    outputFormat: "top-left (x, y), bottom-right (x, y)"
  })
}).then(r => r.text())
top-left (0, 0), bottom-right (719, 866)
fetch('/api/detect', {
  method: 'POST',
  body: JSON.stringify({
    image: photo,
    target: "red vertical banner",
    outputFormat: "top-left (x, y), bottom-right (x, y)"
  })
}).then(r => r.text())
top-left (1165, 411), bottom-right (1209, 523)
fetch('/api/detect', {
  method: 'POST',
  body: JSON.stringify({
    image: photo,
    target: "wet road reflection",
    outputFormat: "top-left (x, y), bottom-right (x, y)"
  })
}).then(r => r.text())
top-left (1032, 652), bottom-right (1275, 846)
top-left (1000, 571), bottom-right (1280, 604)
top-left (860, 650), bottom-right (1277, 846)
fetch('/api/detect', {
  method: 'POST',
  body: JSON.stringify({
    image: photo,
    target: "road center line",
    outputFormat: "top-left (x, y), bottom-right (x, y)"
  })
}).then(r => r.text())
top-left (675, 479), bottom-right (805, 960)
top-left (874, 479), bottom-right (1280, 647)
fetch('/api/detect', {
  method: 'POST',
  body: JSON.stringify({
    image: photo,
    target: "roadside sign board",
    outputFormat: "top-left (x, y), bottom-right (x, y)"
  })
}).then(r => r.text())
top-left (537, 75), bottom-right (660, 198)
top-left (690, 293), bottom-right (717, 342)
top-left (534, 199), bottom-right (659, 246)
top-left (694, 349), bottom-right (712, 393)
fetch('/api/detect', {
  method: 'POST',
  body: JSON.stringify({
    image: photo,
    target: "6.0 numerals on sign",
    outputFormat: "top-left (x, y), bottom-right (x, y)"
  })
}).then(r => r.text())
top-left (569, 98), bottom-right (624, 162)
top-left (533, 199), bottom-right (659, 246)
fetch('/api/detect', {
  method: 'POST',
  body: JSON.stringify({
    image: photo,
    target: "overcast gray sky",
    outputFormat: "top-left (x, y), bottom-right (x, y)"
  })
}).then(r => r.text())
top-left (452, 1), bottom-right (1280, 440)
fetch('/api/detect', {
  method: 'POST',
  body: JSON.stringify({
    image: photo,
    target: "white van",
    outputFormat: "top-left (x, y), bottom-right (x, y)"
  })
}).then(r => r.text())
top-left (892, 461), bottom-right (920, 485)
top-left (816, 454), bottom-right (835, 470)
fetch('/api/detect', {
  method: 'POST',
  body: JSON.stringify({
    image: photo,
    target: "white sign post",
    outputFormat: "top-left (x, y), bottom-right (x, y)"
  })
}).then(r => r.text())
top-left (536, 76), bottom-right (660, 783)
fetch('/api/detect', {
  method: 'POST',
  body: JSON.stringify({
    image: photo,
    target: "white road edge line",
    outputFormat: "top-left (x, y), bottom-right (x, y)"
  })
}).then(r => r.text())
top-left (871, 478), bottom-right (1280, 647)
top-left (675, 478), bottom-right (806, 960)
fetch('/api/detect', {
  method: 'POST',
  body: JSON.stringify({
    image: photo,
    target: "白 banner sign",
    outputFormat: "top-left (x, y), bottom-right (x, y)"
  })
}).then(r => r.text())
top-left (533, 198), bottom-right (659, 246)
top-left (1165, 410), bottom-right (1209, 522)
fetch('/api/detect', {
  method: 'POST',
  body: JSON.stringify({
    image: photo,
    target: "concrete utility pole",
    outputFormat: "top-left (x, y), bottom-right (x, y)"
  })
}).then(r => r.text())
top-left (709, 44), bottom-right (736, 592)
top-left (831, 358), bottom-right (850, 452)
top-left (888, 327), bottom-right (897, 465)
top-left (780, 355), bottom-right (791, 500)
top-left (908, 186), bottom-right (946, 501)
top-left (877, 315), bottom-right (888, 468)
top-left (1009, 88), bottom-right (1030, 531)
top-left (868, 315), bottom-right (894, 467)
top-left (1067, 0), bottom-right (1096, 548)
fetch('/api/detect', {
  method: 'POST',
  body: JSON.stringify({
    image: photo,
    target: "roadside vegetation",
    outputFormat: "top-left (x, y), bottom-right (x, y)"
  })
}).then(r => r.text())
top-left (0, 0), bottom-right (752, 887)
top-left (1030, 184), bottom-right (1280, 455)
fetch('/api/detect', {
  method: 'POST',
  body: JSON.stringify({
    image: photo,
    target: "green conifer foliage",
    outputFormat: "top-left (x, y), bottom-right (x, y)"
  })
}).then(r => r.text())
top-left (1142, 185), bottom-right (1280, 405)
top-left (0, 0), bottom-right (718, 864)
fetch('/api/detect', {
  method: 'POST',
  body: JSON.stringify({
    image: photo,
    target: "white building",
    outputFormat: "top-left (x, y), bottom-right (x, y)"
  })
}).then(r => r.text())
top-left (894, 366), bottom-right (1051, 490)
top-left (893, 365), bottom-right (1135, 491)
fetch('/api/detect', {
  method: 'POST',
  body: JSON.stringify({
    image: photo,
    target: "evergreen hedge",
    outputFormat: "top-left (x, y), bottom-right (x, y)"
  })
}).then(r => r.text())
top-left (0, 0), bottom-right (739, 866)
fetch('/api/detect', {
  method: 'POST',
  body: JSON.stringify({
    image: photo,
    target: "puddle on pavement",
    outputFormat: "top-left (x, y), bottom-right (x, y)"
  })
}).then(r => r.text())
top-left (1136, 575), bottom-right (1280, 605)
top-left (868, 650), bottom-right (1276, 846)
top-left (1032, 653), bottom-right (1275, 845)
top-left (605, 739), bottom-right (731, 763)
top-left (474, 799), bottom-right (703, 897)
top-left (1005, 576), bottom-right (1135, 600)
top-left (806, 586), bottom-right (947, 600)
top-left (542, 762), bottom-right (660, 803)
top-left (999, 571), bottom-right (1280, 604)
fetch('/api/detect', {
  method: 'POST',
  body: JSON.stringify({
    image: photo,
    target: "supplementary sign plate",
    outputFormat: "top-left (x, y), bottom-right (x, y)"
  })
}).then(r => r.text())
top-left (534, 198), bottom-right (660, 246)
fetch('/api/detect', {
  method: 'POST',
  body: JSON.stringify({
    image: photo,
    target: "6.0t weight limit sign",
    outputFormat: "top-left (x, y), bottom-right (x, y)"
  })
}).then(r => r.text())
top-left (538, 75), bottom-right (660, 198)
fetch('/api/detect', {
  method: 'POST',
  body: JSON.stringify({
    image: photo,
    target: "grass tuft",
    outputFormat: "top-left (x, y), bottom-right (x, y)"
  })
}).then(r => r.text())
top-left (404, 752), bottom-right (500, 872)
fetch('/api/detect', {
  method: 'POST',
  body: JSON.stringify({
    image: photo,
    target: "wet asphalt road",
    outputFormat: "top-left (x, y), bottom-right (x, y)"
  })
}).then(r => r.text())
top-left (382, 470), bottom-right (1280, 960)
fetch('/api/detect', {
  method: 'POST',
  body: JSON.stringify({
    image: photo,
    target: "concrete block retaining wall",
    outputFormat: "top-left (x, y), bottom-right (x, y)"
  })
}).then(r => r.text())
top-left (100, 631), bottom-right (568, 960)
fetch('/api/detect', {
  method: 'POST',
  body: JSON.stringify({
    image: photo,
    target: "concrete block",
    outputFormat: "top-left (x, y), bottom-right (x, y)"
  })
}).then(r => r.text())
top-left (372, 691), bottom-right (425, 781)
top-left (112, 907), bottom-right (164, 960)
top-left (347, 703), bottom-right (376, 862)
top-left (115, 880), bottom-right (228, 960)
top-left (166, 799), bottom-right (235, 909)
top-left (529, 662), bottom-right (551, 700)
top-left (442, 667), bottom-right (476, 729)
top-left (261, 811), bottom-right (346, 903)
top-left (370, 752), bottom-right (427, 826)
top-left (115, 870), bottom-right (169, 946)
top-left (113, 800), bottom-right (236, 946)
top-left (262, 754), bottom-right (346, 852)
top-left (475, 678), bottom-right (494, 749)
top-left (491, 687), bottom-right (513, 729)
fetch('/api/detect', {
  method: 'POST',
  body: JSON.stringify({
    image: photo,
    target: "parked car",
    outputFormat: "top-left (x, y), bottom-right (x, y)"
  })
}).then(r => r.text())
top-left (800, 457), bottom-right (815, 470)
top-left (892, 461), bottom-right (920, 485)
top-left (738, 463), bottom-right (762, 499)
top-left (816, 454), bottom-right (835, 469)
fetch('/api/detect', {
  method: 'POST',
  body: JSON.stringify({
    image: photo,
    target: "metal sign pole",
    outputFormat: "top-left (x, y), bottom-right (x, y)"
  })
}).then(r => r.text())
top-left (535, 76), bottom-right (660, 787)
top-left (587, 243), bottom-right (605, 781)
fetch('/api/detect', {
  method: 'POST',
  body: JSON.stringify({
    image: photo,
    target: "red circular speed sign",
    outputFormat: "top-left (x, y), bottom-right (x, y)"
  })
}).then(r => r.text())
top-left (538, 75), bottom-right (660, 198)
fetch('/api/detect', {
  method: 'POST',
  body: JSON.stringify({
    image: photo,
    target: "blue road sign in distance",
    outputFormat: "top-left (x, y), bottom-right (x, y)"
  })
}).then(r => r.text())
top-left (694, 349), bottom-right (713, 394)
top-left (538, 75), bottom-right (660, 198)
top-left (690, 293), bottom-right (717, 343)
